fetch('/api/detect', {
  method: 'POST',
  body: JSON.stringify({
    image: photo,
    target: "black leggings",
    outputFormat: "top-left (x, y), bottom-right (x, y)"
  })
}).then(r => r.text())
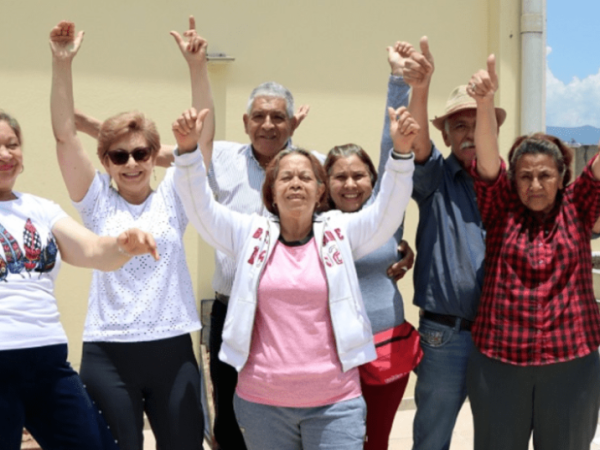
top-left (80, 334), bottom-right (204, 450)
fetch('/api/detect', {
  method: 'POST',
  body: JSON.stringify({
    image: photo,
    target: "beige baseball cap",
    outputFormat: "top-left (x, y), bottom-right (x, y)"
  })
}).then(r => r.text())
top-left (431, 85), bottom-right (507, 131)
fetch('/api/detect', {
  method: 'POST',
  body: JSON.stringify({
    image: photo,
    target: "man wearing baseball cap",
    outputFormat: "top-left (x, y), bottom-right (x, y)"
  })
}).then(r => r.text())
top-left (399, 38), bottom-right (505, 450)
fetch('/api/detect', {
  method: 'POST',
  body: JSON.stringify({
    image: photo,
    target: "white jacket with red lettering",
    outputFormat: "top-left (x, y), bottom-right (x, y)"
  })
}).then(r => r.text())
top-left (174, 148), bottom-right (414, 372)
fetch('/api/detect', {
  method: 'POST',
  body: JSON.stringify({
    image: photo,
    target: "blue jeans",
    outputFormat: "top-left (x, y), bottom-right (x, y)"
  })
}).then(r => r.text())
top-left (412, 316), bottom-right (474, 450)
top-left (0, 344), bottom-right (118, 450)
top-left (233, 394), bottom-right (366, 450)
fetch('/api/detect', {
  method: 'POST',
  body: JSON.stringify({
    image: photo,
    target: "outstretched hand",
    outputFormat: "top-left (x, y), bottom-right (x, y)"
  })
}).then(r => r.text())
top-left (387, 41), bottom-right (415, 77)
top-left (467, 54), bottom-right (498, 102)
top-left (49, 20), bottom-right (84, 61)
top-left (117, 229), bottom-right (160, 261)
top-left (170, 15), bottom-right (207, 65)
top-left (172, 107), bottom-right (210, 154)
top-left (402, 36), bottom-right (434, 89)
top-left (388, 106), bottom-right (420, 153)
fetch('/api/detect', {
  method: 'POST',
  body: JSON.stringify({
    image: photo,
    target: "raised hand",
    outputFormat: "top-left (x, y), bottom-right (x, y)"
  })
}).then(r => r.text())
top-left (388, 106), bottom-right (420, 154)
top-left (467, 54), bottom-right (498, 102)
top-left (170, 15), bottom-right (207, 66)
top-left (49, 21), bottom-right (84, 61)
top-left (172, 108), bottom-right (210, 154)
top-left (387, 41), bottom-right (415, 77)
top-left (117, 229), bottom-right (160, 261)
top-left (292, 105), bottom-right (310, 131)
top-left (402, 36), bottom-right (434, 89)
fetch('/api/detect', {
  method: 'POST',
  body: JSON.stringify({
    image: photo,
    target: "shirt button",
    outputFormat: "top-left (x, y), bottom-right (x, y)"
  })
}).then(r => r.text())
top-left (539, 260), bottom-right (544, 264)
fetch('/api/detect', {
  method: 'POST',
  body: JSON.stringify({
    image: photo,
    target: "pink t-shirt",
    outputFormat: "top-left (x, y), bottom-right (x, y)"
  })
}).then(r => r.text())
top-left (236, 237), bottom-right (361, 407)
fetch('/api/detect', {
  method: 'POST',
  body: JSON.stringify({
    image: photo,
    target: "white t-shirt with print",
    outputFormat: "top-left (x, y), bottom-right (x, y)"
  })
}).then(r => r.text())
top-left (74, 168), bottom-right (201, 342)
top-left (0, 192), bottom-right (68, 351)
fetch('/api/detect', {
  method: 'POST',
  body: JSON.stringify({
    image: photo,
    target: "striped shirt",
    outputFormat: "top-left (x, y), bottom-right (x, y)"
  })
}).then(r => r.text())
top-left (208, 142), bottom-right (324, 296)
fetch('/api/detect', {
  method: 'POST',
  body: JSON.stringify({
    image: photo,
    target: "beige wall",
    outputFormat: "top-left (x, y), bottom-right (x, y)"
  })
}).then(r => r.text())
top-left (1, 0), bottom-right (522, 399)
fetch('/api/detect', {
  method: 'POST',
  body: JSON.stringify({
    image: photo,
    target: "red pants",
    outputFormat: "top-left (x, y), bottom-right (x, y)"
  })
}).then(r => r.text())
top-left (361, 373), bottom-right (410, 450)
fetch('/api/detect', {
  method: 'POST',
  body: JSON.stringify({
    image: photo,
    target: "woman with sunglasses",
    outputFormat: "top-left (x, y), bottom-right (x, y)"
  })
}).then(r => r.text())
top-left (0, 110), bottom-right (159, 450)
top-left (49, 20), bottom-right (212, 450)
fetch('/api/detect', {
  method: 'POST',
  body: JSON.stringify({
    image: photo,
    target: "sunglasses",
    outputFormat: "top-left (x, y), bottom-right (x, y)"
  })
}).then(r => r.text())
top-left (105, 147), bottom-right (152, 165)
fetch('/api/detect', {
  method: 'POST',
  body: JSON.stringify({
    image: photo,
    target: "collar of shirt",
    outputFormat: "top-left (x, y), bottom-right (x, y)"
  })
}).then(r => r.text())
top-left (446, 153), bottom-right (471, 181)
top-left (244, 144), bottom-right (266, 171)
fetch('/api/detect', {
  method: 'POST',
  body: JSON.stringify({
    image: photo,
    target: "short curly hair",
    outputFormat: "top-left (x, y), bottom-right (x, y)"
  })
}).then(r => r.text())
top-left (262, 148), bottom-right (328, 216)
top-left (97, 111), bottom-right (160, 161)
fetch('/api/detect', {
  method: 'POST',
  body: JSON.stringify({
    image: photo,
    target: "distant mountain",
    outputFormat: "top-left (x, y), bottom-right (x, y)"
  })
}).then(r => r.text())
top-left (547, 125), bottom-right (600, 145)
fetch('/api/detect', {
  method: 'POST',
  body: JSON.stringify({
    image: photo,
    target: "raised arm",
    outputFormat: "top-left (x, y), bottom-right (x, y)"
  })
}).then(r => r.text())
top-left (170, 16), bottom-right (215, 166)
top-left (52, 216), bottom-right (159, 271)
top-left (378, 41), bottom-right (412, 182)
top-left (172, 107), bottom-right (247, 256)
top-left (348, 107), bottom-right (419, 259)
top-left (467, 55), bottom-right (501, 181)
top-left (402, 37), bottom-right (435, 163)
top-left (50, 21), bottom-right (96, 202)
top-left (74, 108), bottom-right (101, 139)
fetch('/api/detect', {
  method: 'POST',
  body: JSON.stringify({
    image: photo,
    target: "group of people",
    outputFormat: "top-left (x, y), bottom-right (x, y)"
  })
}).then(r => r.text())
top-left (1, 16), bottom-right (600, 450)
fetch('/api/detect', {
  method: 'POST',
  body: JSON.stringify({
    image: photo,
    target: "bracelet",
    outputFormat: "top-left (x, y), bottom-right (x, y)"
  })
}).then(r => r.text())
top-left (391, 151), bottom-right (414, 160)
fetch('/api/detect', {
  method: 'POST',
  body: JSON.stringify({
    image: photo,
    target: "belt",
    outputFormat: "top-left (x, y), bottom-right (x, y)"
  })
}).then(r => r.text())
top-left (215, 292), bottom-right (230, 305)
top-left (422, 311), bottom-right (473, 331)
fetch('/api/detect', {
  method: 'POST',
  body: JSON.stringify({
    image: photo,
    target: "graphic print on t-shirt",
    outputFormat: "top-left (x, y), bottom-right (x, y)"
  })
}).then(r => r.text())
top-left (0, 219), bottom-right (57, 280)
top-left (23, 218), bottom-right (42, 273)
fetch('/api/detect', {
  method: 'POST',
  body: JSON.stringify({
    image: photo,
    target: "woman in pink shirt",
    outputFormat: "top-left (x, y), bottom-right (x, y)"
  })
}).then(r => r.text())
top-left (172, 106), bottom-right (419, 450)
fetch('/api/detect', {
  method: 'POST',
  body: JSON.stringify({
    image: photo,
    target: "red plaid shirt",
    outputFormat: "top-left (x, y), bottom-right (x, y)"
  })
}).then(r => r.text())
top-left (471, 156), bottom-right (600, 366)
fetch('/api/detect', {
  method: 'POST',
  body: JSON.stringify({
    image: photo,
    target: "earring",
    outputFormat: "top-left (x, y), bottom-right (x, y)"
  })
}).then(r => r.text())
top-left (20, 165), bottom-right (24, 173)
top-left (153, 169), bottom-right (157, 182)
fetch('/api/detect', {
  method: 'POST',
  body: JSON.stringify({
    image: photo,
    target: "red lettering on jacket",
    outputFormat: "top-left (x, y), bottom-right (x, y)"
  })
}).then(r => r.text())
top-left (323, 230), bottom-right (336, 246)
top-left (252, 228), bottom-right (263, 239)
top-left (247, 246), bottom-right (259, 265)
top-left (333, 251), bottom-right (343, 265)
top-left (335, 228), bottom-right (344, 240)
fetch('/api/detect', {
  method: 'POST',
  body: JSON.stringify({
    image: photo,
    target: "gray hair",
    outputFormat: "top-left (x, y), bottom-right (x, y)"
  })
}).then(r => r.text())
top-left (247, 82), bottom-right (295, 118)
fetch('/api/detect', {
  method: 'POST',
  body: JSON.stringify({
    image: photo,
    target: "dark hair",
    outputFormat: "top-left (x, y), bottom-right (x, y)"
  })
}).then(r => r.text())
top-left (262, 148), bottom-right (328, 216)
top-left (0, 111), bottom-right (23, 146)
top-left (508, 133), bottom-right (573, 187)
top-left (323, 143), bottom-right (377, 209)
top-left (97, 111), bottom-right (160, 161)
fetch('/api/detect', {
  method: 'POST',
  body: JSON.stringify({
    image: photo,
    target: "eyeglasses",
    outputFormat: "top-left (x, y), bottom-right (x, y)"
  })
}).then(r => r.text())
top-left (105, 147), bottom-right (152, 165)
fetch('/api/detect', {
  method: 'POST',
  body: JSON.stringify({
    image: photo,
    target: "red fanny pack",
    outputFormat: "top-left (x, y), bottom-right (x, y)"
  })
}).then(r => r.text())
top-left (359, 321), bottom-right (423, 385)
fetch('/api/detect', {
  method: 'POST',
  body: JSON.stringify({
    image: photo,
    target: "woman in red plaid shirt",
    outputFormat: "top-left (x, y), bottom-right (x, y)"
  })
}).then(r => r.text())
top-left (464, 55), bottom-right (600, 450)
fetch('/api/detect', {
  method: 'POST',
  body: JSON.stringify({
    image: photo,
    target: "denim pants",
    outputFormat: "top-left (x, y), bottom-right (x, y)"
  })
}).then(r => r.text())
top-left (0, 344), bottom-right (119, 450)
top-left (412, 316), bottom-right (474, 450)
